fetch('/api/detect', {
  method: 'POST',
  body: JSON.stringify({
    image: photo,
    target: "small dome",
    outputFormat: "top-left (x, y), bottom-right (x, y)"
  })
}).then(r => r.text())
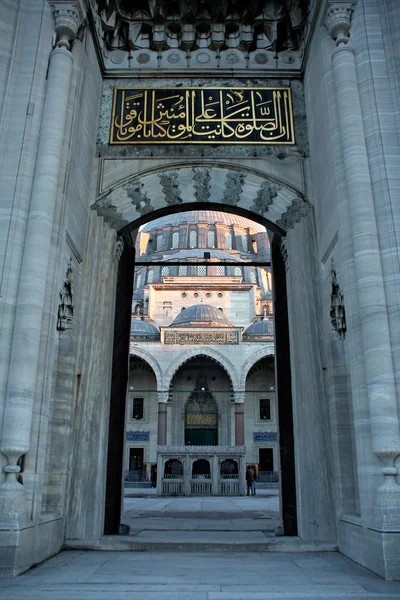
top-left (130, 319), bottom-right (160, 340)
top-left (243, 319), bottom-right (274, 339)
top-left (170, 304), bottom-right (232, 328)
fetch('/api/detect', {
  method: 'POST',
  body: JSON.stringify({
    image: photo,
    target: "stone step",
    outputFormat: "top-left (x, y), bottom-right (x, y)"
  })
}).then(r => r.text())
top-left (65, 536), bottom-right (337, 553)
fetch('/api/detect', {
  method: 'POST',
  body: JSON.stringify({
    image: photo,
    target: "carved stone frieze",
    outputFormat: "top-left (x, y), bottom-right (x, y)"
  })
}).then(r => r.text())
top-left (158, 445), bottom-right (246, 454)
top-left (159, 171), bottom-right (183, 205)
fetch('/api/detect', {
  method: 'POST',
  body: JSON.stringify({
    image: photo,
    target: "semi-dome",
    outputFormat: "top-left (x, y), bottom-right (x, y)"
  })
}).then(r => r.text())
top-left (160, 249), bottom-right (242, 262)
top-left (140, 210), bottom-right (266, 233)
top-left (130, 319), bottom-right (160, 340)
top-left (243, 319), bottom-right (274, 339)
top-left (170, 304), bottom-right (233, 328)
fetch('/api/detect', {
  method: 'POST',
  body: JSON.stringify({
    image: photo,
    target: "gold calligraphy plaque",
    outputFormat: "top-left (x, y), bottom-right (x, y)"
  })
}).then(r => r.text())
top-left (110, 87), bottom-right (295, 145)
top-left (186, 413), bottom-right (217, 425)
top-left (164, 331), bottom-right (238, 345)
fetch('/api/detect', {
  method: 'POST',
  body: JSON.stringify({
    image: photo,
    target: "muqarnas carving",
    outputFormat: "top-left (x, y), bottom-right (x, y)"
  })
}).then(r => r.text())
top-left (57, 260), bottom-right (74, 331)
top-left (330, 260), bottom-right (346, 339)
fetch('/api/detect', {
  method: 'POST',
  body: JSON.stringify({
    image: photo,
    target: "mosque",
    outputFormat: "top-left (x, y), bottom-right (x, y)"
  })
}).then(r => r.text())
top-left (1, 0), bottom-right (400, 582)
top-left (126, 211), bottom-right (276, 490)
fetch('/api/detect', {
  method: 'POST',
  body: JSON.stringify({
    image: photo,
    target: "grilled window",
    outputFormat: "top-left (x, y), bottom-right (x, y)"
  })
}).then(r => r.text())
top-left (147, 269), bottom-right (154, 284)
top-left (133, 398), bottom-right (144, 420)
top-left (172, 231), bottom-right (179, 249)
top-left (224, 232), bottom-right (232, 250)
top-left (161, 266), bottom-right (169, 277)
top-left (207, 230), bottom-right (215, 248)
top-left (189, 230), bottom-right (197, 248)
top-left (197, 265), bottom-right (207, 276)
top-left (156, 235), bottom-right (163, 251)
top-left (179, 265), bottom-right (188, 276)
top-left (259, 398), bottom-right (271, 420)
top-left (216, 265), bottom-right (225, 276)
top-left (234, 266), bottom-right (242, 277)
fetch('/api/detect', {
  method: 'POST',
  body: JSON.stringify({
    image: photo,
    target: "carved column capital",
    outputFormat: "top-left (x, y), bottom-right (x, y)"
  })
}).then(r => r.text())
top-left (234, 391), bottom-right (245, 404)
top-left (51, 2), bottom-right (80, 49)
top-left (158, 391), bottom-right (169, 404)
top-left (324, 1), bottom-right (358, 46)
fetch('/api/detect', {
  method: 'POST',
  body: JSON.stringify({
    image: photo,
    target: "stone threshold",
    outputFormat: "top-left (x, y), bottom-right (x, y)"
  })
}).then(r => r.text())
top-left (64, 536), bottom-right (337, 553)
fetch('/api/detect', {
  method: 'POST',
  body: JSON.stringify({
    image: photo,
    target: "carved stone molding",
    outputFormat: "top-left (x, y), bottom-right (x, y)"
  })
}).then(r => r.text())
top-left (158, 391), bottom-right (169, 404)
top-left (276, 197), bottom-right (311, 231)
top-left (51, 2), bottom-right (80, 49)
top-left (280, 238), bottom-right (289, 272)
top-left (330, 259), bottom-right (346, 339)
top-left (57, 259), bottom-right (74, 331)
top-left (324, 1), bottom-right (358, 46)
top-left (114, 236), bottom-right (124, 263)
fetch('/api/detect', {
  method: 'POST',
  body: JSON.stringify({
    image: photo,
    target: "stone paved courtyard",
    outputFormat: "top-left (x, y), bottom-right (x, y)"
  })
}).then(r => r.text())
top-left (1, 550), bottom-right (400, 599)
top-left (1, 494), bottom-right (400, 598)
top-left (122, 492), bottom-right (281, 542)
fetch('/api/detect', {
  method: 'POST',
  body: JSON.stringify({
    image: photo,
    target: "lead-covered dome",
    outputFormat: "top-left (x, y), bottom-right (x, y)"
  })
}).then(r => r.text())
top-left (140, 210), bottom-right (266, 233)
top-left (170, 304), bottom-right (232, 328)
top-left (130, 319), bottom-right (160, 340)
top-left (243, 319), bottom-right (274, 340)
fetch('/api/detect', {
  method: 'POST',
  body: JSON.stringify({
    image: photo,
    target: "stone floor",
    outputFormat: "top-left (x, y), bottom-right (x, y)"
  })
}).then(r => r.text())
top-left (1, 550), bottom-right (400, 599)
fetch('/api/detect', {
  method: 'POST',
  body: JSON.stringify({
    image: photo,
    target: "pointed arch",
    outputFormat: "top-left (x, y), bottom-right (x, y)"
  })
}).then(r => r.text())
top-left (164, 346), bottom-right (239, 392)
top-left (129, 347), bottom-right (162, 389)
top-left (239, 344), bottom-right (275, 390)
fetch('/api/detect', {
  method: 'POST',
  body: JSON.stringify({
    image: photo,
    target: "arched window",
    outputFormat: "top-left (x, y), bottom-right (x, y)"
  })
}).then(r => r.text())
top-left (249, 270), bottom-right (257, 284)
top-left (147, 269), bottom-right (154, 284)
top-left (241, 235), bottom-right (248, 252)
top-left (197, 265), bottom-right (207, 276)
top-left (224, 231), bottom-right (232, 250)
top-left (234, 266), bottom-right (242, 277)
top-left (156, 235), bottom-right (163, 251)
top-left (161, 266), bottom-right (169, 277)
top-left (179, 265), bottom-right (188, 276)
top-left (136, 273), bottom-right (142, 289)
top-left (172, 231), bottom-right (179, 249)
top-left (189, 230), bottom-right (197, 248)
top-left (216, 265), bottom-right (225, 276)
top-left (207, 230), bottom-right (215, 248)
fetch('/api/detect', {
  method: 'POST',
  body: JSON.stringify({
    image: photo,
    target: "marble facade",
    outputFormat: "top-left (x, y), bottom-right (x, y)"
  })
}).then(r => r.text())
top-left (0, 0), bottom-right (400, 581)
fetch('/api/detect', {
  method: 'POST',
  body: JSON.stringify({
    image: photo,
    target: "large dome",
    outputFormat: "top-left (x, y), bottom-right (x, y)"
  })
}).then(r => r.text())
top-left (243, 319), bottom-right (274, 339)
top-left (141, 210), bottom-right (266, 233)
top-left (170, 304), bottom-right (233, 328)
top-left (130, 319), bottom-right (160, 340)
top-left (160, 249), bottom-right (242, 262)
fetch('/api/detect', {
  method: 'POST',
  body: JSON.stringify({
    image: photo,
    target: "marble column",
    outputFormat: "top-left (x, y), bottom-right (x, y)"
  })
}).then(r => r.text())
top-left (234, 392), bottom-right (245, 446)
top-left (325, 1), bottom-right (400, 524)
top-left (157, 391), bottom-right (169, 446)
top-left (0, 5), bottom-right (80, 505)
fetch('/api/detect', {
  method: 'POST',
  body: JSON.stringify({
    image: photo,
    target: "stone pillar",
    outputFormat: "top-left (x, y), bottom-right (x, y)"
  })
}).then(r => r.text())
top-left (325, 1), bottom-right (400, 524)
top-left (0, 4), bottom-right (80, 507)
top-left (157, 391), bottom-right (169, 446)
top-left (234, 392), bottom-right (245, 446)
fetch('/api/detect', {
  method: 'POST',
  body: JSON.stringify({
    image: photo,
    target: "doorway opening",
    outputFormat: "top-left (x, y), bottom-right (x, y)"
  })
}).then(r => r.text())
top-left (106, 206), bottom-right (296, 539)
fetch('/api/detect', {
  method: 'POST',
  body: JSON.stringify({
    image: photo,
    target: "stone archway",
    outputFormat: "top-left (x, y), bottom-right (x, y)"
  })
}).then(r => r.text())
top-left (93, 160), bottom-right (311, 237)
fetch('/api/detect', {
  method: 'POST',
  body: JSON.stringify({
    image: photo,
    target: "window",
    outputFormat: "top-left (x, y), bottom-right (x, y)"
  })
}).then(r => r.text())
top-left (241, 235), bottom-right (248, 252)
top-left (224, 232), bottom-right (232, 250)
top-left (156, 235), bottom-right (163, 251)
top-left (189, 230), bottom-right (197, 248)
top-left (147, 269), bottom-right (154, 284)
top-left (132, 398), bottom-right (144, 420)
top-left (172, 231), bottom-right (179, 249)
top-left (234, 266), bottom-right (242, 277)
top-left (161, 266), bottom-right (169, 277)
top-left (179, 265), bottom-right (188, 276)
top-left (207, 230), bottom-right (215, 248)
top-left (197, 265), bottom-right (207, 276)
top-left (136, 273), bottom-right (142, 289)
top-left (216, 265), bottom-right (225, 276)
top-left (259, 398), bottom-right (271, 420)
top-left (249, 270), bottom-right (257, 284)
